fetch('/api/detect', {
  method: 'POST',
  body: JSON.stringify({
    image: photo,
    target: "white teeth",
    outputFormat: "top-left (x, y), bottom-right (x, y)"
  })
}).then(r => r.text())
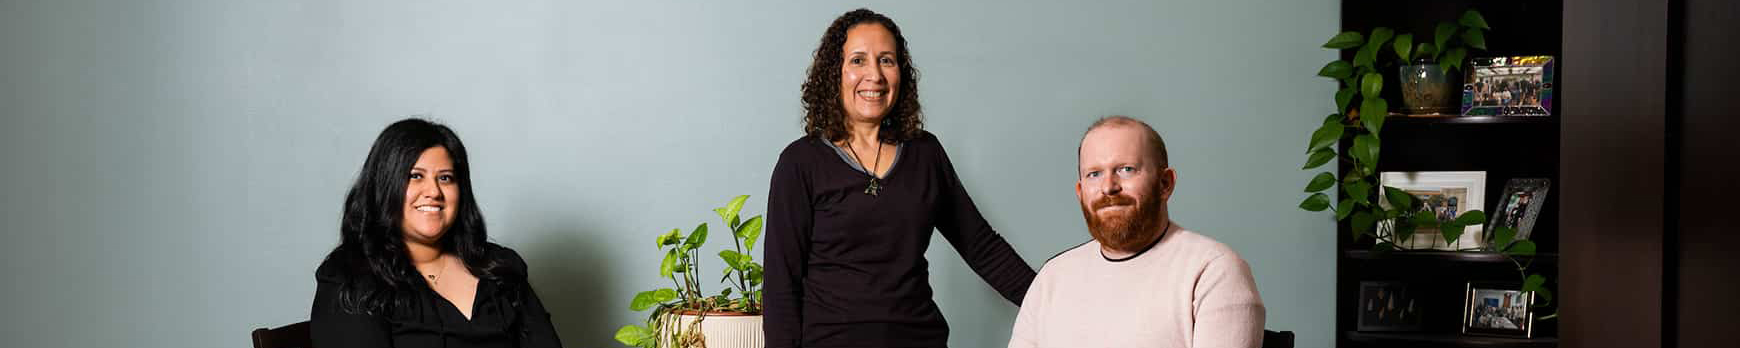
top-left (417, 206), bottom-right (441, 212)
top-left (858, 91), bottom-right (884, 98)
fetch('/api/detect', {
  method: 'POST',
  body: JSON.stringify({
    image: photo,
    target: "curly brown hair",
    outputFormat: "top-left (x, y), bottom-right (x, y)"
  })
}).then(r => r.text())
top-left (801, 8), bottom-right (924, 144)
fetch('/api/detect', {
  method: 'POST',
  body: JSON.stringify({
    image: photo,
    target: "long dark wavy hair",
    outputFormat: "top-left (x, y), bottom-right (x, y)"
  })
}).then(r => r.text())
top-left (801, 8), bottom-right (924, 144)
top-left (325, 118), bottom-right (523, 314)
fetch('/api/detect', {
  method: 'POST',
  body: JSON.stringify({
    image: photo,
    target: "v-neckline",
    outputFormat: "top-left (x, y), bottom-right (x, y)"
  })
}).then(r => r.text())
top-left (428, 279), bottom-right (483, 323)
top-left (823, 137), bottom-right (904, 180)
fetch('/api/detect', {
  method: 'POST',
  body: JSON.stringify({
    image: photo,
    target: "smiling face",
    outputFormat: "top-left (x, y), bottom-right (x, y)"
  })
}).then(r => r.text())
top-left (401, 146), bottom-right (460, 245)
top-left (839, 23), bottom-right (901, 124)
top-left (1076, 124), bottom-right (1175, 253)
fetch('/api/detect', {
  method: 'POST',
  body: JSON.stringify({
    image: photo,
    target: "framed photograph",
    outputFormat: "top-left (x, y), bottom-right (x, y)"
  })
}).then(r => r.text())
top-left (1463, 282), bottom-right (1537, 338)
top-left (1487, 178), bottom-right (1552, 242)
top-left (1461, 56), bottom-right (1556, 117)
top-left (1378, 171), bottom-right (1487, 250)
top-left (1357, 281), bottom-right (1422, 331)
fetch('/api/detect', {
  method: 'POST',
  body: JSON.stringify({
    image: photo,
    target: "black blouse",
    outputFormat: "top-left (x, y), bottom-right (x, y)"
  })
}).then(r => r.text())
top-left (311, 245), bottom-right (562, 348)
top-left (763, 131), bottom-right (1037, 348)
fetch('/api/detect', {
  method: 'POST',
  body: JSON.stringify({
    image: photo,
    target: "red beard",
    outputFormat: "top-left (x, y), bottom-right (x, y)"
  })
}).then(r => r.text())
top-left (1080, 191), bottom-right (1165, 253)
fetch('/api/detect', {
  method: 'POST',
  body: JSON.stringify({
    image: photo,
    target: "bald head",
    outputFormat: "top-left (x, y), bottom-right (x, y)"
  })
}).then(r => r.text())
top-left (1078, 116), bottom-right (1168, 172)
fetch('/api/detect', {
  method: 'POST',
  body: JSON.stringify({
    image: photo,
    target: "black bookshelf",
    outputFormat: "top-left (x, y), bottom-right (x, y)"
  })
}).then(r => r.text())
top-left (1334, 0), bottom-right (1565, 347)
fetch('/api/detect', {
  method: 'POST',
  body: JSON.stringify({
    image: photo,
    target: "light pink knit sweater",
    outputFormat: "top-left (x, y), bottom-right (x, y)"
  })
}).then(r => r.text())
top-left (1008, 224), bottom-right (1266, 348)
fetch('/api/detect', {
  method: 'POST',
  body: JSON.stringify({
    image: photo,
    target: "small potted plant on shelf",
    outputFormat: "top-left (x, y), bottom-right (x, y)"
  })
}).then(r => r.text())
top-left (1320, 10), bottom-right (1490, 117)
top-left (615, 195), bottom-right (766, 348)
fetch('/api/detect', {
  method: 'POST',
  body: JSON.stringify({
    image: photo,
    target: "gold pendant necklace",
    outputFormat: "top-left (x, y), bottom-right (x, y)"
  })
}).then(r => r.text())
top-left (423, 254), bottom-right (448, 287)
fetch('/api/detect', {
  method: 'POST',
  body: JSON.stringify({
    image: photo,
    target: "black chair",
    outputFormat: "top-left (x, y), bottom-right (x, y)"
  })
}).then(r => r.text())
top-left (251, 321), bottom-right (312, 348)
top-left (1263, 329), bottom-right (1295, 348)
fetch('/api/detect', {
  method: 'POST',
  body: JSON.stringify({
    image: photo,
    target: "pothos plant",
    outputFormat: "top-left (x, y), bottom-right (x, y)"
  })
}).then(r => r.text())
top-left (1302, 10), bottom-right (1555, 318)
top-left (615, 195), bottom-right (767, 347)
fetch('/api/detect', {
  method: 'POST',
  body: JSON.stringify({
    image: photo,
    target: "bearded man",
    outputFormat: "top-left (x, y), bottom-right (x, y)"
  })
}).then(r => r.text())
top-left (1007, 116), bottom-right (1265, 348)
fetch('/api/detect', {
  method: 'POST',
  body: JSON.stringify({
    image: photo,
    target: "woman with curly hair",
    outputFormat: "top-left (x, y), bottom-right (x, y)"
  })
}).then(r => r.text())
top-left (763, 8), bottom-right (1036, 348)
top-left (311, 118), bottom-right (562, 348)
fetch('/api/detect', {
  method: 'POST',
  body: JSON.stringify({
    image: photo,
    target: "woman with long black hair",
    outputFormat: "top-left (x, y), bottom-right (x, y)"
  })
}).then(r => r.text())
top-left (312, 118), bottom-right (562, 348)
top-left (763, 9), bottom-right (1037, 348)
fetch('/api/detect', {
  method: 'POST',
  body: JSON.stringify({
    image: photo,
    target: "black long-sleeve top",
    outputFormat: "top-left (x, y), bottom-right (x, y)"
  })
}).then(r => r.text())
top-left (763, 131), bottom-right (1038, 348)
top-left (311, 245), bottom-right (563, 348)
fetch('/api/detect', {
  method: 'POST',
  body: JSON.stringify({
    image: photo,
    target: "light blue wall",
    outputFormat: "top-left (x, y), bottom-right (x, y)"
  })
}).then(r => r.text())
top-left (0, 1), bottom-right (1336, 347)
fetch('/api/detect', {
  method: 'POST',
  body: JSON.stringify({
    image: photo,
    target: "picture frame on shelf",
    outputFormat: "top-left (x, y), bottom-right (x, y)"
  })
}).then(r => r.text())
top-left (1378, 171), bottom-right (1488, 250)
top-left (1487, 178), bottom-right (1552, 242)
top-left (1463, 282), bottom-right (1538, 338)
top-left (1357, 281), bottom-right (1422, 332)
top-left (1461, 56), bottom-right (1556, 117)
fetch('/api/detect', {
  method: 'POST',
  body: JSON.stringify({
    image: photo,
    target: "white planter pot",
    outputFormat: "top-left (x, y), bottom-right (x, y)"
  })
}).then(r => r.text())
top-left (658, 313), bottom-right (764, 348)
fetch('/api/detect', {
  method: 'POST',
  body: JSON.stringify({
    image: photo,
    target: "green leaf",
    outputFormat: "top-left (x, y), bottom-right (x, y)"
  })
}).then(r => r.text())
top-left (1441, 221), bottom-right (1466, 244)
top-left (1351, 211), bottom-right (1376, 239)
top-left (1507, 240), bottom-right (1538, 256)
top-left (615, 325), bottom-right (655, 347)
top-left (1416, 43), bottom-right (1437, 61)
top-left (722, 195), bottom-right (749, 224)
top-left (1460, 10), bottom-right (1491, 29)
top-left (1323, 31), bottom-right (1364, 49)
top-left (1435, 22), bottom-right (1457, 52)
top-left (1345, 180), bottom-right (1372, 204)
top-left (1308, 122), bottom-right (1344, 153)
top-left (1411, 211), bottom-right (1438, 228)
top-left (1443, 47), bottom-right (1468, 73)
top-left (1352, 44), bottom-right (1377, 68)
top-left (684, 223), bottom-right (709, 248)
top-left (1454, 210), bottom-right (1487, 226)
top-left (713, 207), bottom-right (731, 226)
top-left (660, 249), bottom-right (678, 278)
top-left (1393, 34), bottom-right (1414, 61)
top-left (719, 250), bottom-right (746, 270)
top-left (1336, 87), bottom-right (1356, 113)
top-left (1361, 72), bottom-right (1383, 98)
top-left (1463, 28), bottom-right (1487, 51)
top-left (658, 228), bottom-right (681, 247)
top-left (1395, 214), bottom-right (1418, 244)
top-left (1317, 60), bottom-right (1353, 79)
top-left (630, 290), bottom-right (661, 311)
top-left (1303, 147), bottom-right (1336, 170)
top-left (1323, 112), bottom-right (1343, 126)
top-left (653, 288), bottom-right (676, 302)
top-left (1493, 226), bottom-right (1518, 250)
top-left (738, 215), bottom-right (765, 252)
top-left (1305, 172), bottom-right (1337, 192)
top-left (1350, 134), bottom-right (1379, 170)
top-left (1300, 193), bottom-right (1332, 212)
top-left (1360, 99), bottom-right (1388, 135)
top-left (1369, 27), bottom-right (1395, 48)
top-left (1382, 186), bottom-right (1414, 210)
top-left (1335, 197), bottom-right (1356, 220)
top-left (1522, 274), bottom-right (1547, 292)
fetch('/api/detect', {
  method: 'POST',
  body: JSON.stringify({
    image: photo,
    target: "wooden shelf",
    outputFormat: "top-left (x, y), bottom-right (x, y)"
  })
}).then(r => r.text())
top-left (1385, 115), bottom-right (1557, 125)
top-left (1344, 250), bottom-right (1558, 265)
top-left (1346, 331), bottom-right (1558, 348)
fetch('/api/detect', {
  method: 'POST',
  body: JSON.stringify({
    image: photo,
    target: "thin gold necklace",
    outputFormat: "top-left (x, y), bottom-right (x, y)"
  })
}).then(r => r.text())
top-left (423, 254), bottom-right (449, 287)
top-left (844, 138), bottom-right (883, 196)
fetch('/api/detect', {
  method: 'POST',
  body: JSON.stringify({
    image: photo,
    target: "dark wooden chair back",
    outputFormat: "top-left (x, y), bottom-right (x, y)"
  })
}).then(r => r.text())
top-left (1263, 330), bottom-right (1295, 348)
top-left (251, 321), bottom-right (312, 348)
